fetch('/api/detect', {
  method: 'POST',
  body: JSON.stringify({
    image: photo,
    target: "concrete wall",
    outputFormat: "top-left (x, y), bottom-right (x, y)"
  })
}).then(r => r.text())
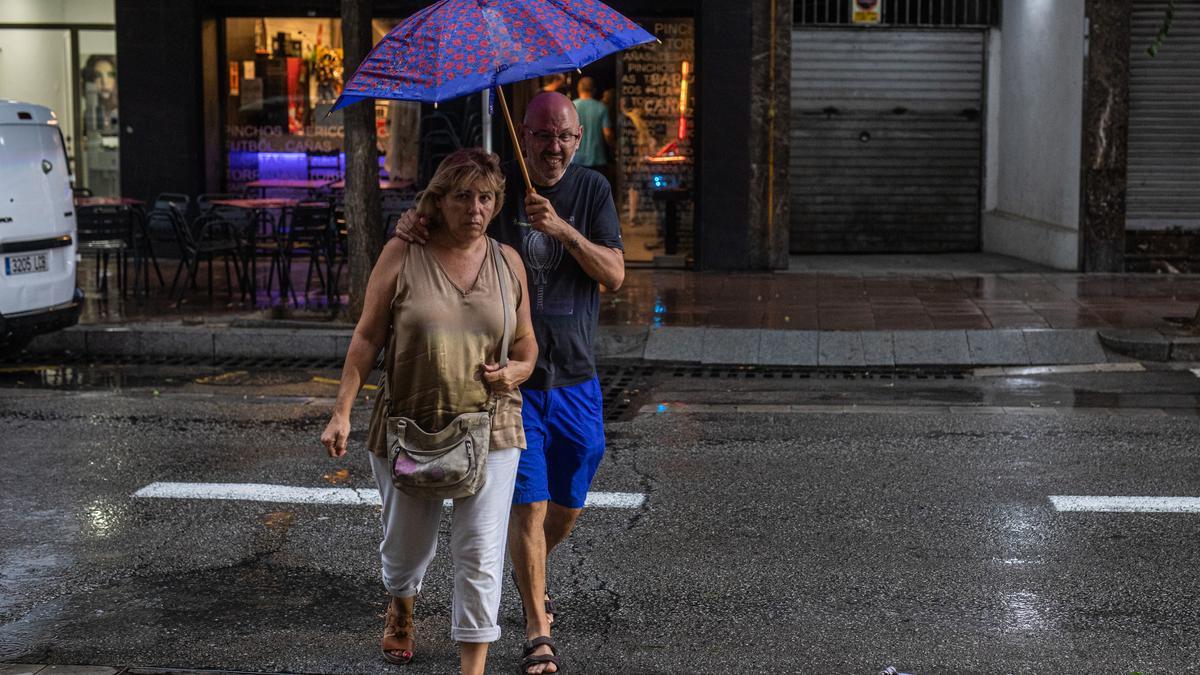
top-left (983, 0), bottom-right (1086, 270)
top-left (0, 0), bottom-right (114, 24)
top-left (0, 29), bottom-right (74, 126)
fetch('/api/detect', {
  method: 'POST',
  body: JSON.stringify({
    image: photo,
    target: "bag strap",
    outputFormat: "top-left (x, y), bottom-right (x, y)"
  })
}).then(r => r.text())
top-left (491, 237), bottom-right (512, 369)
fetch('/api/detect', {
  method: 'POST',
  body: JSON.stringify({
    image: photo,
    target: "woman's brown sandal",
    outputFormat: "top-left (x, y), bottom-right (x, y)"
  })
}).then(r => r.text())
top-left (520, 635), bottom-right (560, 673)
top-left (381, 596), bottom-right (415, 665)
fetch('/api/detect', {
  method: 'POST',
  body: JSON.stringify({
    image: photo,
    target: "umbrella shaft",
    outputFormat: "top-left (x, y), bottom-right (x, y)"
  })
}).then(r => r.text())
top-left (495, 85), bottom-right (536, 196)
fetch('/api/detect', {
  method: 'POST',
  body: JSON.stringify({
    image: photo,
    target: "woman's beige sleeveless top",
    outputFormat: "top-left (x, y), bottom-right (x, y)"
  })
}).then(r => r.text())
top-left (366, 238), bottom-right (524, 458)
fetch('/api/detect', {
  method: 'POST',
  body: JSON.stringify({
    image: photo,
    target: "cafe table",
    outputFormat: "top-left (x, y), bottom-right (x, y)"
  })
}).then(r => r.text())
top-left (208, 197), bottom-right (303, 303)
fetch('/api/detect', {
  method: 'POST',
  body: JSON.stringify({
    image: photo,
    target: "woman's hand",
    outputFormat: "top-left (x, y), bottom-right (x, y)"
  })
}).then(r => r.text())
top-left (394, 209), bottom-right (430, 245)
top-left (321, 415), bottom-right (351, 458)
top-left (481, 360), bottom-right (532, 395)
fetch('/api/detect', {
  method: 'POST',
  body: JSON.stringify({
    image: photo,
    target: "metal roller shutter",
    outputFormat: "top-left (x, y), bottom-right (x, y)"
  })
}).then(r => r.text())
top-left (1127, 0), bottom-right (1200, 230)
top-left (790, 29), bottom-right (985, 253)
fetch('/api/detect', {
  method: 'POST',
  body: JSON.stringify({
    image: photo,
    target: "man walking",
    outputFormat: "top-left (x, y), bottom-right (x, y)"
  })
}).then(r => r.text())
top-left (394, 91), bottom-right (624, 674)
top-left (571, 77), bottom-right (614, 182)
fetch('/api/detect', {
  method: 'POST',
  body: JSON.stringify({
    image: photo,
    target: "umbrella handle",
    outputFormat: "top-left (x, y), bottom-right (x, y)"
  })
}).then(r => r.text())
top-left (495, 85), bottom-right (537, 196)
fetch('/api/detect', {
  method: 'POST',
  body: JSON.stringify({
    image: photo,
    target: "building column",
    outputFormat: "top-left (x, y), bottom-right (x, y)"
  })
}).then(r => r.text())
top-left (747, 0), bottom-right (791, 270)
top-left (1080, 0), bottom-right (1132, 272)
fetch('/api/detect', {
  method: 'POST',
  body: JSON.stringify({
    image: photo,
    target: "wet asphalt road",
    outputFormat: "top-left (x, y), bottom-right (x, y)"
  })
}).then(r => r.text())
top-left (1, 362), bottom-right (1199, 674)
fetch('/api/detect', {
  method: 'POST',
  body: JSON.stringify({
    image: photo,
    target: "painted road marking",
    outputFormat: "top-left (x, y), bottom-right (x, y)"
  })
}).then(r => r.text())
top-left (1191, 368), bottom-right (1200, 379)
top-left (134, 482), bottom-right (645, 509)
top-left (1050, 496), bottom-right (1200, 513)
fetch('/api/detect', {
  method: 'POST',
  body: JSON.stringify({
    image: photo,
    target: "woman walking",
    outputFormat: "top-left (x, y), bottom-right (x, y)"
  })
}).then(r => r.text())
top-left (320, 148), bottom-right (535, 674)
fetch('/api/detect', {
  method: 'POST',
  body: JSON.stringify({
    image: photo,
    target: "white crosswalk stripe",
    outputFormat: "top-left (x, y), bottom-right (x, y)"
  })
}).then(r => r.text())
top-left (134, 482), bottom-right (645, 509)
top-left (1050, 495), bottom-right (1200, 513)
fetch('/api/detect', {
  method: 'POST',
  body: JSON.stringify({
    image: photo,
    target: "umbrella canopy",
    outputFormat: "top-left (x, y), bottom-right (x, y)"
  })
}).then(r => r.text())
top-left (332, 0), bottom-right (656, 110)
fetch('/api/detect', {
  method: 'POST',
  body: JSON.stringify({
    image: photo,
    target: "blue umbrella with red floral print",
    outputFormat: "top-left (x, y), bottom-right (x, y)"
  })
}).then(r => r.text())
top-left (331, 0), bottom-right (656, 193)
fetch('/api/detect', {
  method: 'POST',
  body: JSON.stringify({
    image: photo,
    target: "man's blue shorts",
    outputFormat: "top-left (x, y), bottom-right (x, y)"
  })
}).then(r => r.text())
top-left (513, 377), bottom-right (606, 509)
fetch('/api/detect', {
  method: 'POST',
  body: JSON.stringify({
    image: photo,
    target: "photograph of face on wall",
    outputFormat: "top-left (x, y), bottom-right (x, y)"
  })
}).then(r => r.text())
top-left (81, 54), bottom-right (118, 134)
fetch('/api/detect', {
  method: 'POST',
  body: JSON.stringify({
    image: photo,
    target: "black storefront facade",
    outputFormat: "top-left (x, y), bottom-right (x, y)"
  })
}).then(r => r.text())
top-left (113, 0), bottom-right (791, 272)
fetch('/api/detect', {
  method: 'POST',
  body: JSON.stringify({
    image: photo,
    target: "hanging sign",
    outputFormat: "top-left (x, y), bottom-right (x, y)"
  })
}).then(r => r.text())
top-left (852, 0), bottom-right (882, 24)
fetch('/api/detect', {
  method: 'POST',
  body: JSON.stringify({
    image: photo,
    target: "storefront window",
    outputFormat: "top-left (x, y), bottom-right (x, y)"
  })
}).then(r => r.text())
top-left (222, 17), bottom-right (412, 192)
top-left (616, 18), bottom-right (695, 265)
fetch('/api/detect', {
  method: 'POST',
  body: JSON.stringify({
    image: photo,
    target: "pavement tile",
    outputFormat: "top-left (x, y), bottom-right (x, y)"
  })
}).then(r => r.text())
top-left (860, 331), bottom-right (895, 366)
top-left (759, 330), bottom-right (819, 366)
top-left (643, 326), bottom-right (704, 362)
top-left (702, 329), bottom-right (761, 365)
top-left (966, 330), bottom-right (1030, 365)
top-left (761, 313), bottom-right (819, 329)
top-left (703, 311), bottom-right (764, 328)
top-left (1023, 329), bottom-right (1108, 364)
top-left (875, 318), bottom-right (936, 330)
top-left (930, 317), bottom-right (993, 330)
top-left (818, 331), bottom-right (864, 367)
top-left (893, 330), bottom-right (972, 365)
top-left (984, 315), bottom-right (1050, 329)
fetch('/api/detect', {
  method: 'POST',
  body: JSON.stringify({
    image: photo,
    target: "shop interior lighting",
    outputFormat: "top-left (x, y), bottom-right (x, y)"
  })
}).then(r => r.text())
top-left (678, 60), bottom-right (689, 140)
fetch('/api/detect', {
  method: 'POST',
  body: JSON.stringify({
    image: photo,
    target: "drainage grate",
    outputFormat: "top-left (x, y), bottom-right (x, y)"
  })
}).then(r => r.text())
top-left (662, 364), bottom-right (969, 381)
top-left (597, 363), bottom-right (658, 422)
top-left (594, 362), bottom-right (971, 422)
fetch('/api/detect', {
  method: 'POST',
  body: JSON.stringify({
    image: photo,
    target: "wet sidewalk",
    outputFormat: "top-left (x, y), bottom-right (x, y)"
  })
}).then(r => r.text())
top-left (69, 253), bottom-right (1200, 331)
top-left (19, 254), bottom-right (1200, 365)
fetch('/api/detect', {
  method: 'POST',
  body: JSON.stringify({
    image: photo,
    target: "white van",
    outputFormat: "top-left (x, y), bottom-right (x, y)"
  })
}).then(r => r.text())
top-left (0, 100), bottom-right (83, 353)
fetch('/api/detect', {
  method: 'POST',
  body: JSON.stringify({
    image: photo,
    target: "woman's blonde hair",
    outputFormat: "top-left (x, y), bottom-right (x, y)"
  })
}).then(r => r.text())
top-left (414, 148), bottom-right (506, 230)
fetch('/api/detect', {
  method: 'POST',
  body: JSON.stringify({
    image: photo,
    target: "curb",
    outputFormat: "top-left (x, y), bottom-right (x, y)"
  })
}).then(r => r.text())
top-left (1097, 329), bottom-right (1200, 362)
top-left (14, 322), bottom-right (1147, 368)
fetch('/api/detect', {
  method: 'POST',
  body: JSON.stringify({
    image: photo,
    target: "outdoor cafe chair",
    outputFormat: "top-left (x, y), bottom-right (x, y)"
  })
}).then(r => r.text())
top-left (76, 204), bottom-right (133, 297)
top-left (275, 200), bottom-right (335, 306)
top-left (147, 194), bottom-right (240, 301)
top-left (180, 211), bottom-right (245, 302)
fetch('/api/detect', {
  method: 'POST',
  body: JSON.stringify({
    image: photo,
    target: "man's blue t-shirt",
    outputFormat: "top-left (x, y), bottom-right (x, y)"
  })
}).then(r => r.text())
top-left (572, 97), bottom-right (610, 167)
top-left (490, 163), bottom-right (623, 390)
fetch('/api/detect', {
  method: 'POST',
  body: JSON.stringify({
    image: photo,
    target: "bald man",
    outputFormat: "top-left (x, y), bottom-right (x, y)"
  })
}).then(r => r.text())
top-left (395, 92), bottom-right (624, 674)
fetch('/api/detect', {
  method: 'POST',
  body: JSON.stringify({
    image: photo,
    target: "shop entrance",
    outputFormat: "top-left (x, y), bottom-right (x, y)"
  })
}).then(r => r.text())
top-left (507, 16), bottom-right (695, 267)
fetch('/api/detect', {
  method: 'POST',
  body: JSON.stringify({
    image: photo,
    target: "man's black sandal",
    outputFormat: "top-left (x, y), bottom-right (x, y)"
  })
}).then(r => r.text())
top-left (520, 635), bottom-right (561, 673)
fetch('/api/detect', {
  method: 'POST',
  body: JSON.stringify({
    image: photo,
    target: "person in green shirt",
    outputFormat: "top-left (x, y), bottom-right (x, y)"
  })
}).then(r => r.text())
top-left (571, 77), bottom-right (614, 177)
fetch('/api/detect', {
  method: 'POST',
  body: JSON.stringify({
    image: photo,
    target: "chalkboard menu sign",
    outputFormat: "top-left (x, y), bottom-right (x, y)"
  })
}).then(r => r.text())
top-left (616, 17), bottom-right (695, 264)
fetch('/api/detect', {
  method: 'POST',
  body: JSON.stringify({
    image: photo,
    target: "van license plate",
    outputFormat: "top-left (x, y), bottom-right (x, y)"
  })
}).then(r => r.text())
top-left (4, 252), bottom-right (49, 276)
